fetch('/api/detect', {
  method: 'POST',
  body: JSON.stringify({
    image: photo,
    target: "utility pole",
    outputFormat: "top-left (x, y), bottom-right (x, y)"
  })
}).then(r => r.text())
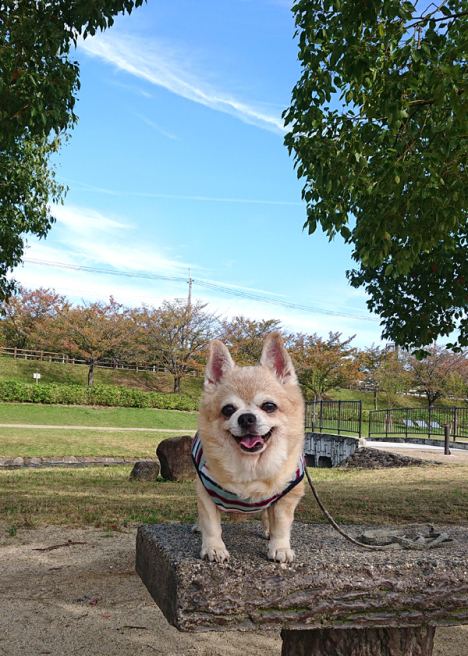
top-left (188, 269), bottom-right (192, 306)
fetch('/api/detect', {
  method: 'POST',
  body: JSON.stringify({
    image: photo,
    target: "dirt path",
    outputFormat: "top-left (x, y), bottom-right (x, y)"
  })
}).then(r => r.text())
top-left (367, 441), bottom-right (468, 464)
top-left (1, 525), bottom-right (467, 656)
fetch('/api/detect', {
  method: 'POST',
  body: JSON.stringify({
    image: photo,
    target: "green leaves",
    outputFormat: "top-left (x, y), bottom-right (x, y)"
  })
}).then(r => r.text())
top-left (0, 0), bottom-right (146, 303)
top-left (286, 0), bottom-right (468, 350)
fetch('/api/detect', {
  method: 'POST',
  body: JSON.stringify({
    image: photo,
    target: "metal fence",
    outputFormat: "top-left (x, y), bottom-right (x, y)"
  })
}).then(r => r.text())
top-left (368, 406), bottom-right (468, 440)
top-left (305, 400), bottom-right (362, 438)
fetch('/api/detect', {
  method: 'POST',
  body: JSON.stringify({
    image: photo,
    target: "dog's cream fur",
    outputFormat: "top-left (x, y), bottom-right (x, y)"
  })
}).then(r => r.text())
top-left (195, 332), bottom-right (305, 563)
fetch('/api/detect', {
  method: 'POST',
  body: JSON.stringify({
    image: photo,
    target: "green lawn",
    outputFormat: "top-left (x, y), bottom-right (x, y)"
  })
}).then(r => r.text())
top-left (0, 402), bottom-right (198, 429)
top-left (0, 403), bottom-right (198, 457)
top-left (326, 387), bottom-right (467, 411)
top-left (0, 427), bottom-right (191, 457)
top-left (1, 463), bottom-right (466, 530)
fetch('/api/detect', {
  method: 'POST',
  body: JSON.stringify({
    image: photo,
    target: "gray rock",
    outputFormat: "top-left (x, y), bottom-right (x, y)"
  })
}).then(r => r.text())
top-left (130, 460), bottom-right (160, 482)
top-left (339, 447), bottom-right (441, 469)
top-left (156, 435), bottom-right (196, 482)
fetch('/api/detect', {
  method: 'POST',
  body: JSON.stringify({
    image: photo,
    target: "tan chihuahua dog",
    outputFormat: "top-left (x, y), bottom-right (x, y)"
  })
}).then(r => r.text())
top-left (192, 332), bottom-right (305, 563)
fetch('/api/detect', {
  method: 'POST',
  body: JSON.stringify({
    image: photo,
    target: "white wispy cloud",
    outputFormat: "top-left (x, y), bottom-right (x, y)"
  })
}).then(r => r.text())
top-left (16, 203), bottom-right (381, 344)
top-left (51, 204), bottom-right (131, 235)
top-left (78, 32), bottom-right (285, 134)
top-left (60, 177), bottom-right (303, 206)
top-left (46, 204), bottom-right (193, 275)
top-left (135, 113), bottom-right (179, 140)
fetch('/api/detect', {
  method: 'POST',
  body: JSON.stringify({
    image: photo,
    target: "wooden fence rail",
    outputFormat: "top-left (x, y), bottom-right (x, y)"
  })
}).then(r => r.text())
top-left (0, 346), bottom-right (201, 377)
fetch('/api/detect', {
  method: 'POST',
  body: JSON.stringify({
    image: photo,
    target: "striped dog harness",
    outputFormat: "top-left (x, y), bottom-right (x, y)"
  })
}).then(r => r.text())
top-left (191, 432), bottom-right (305, 514)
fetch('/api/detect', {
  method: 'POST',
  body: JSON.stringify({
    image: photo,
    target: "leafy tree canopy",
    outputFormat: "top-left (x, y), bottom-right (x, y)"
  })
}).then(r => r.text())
top-left (284, 0), bottom-right (468, 352)
top-left (0, 0), bottom-right (145, 301)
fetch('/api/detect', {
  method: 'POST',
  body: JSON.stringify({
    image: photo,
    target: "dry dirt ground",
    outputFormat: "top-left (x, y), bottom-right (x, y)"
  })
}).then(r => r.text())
top-left (1, 525), bottom-right (467, 656)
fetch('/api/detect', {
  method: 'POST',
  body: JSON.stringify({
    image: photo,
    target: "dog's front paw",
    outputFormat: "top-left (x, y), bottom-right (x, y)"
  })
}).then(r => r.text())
top-left (267, 546), bottom-right (295, 563)
top-left (200, 545), bottom-right (230, 563)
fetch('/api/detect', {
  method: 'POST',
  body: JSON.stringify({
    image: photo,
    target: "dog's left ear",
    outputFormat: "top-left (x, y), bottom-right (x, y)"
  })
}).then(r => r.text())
top-left (204, 339), bottom-right (235, 389)
top-left (260, 332), bottom-right (297, 384)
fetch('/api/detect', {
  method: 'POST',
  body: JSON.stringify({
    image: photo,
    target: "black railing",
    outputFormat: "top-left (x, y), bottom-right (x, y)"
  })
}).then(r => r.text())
top-left (305, 400), bottom-right (362, 438)
top-left (368, 406), bottom-right (468, 441)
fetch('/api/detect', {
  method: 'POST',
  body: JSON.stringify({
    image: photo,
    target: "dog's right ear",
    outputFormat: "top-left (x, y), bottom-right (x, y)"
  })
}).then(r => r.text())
top-left (204, 340), bottom-right (235, 388)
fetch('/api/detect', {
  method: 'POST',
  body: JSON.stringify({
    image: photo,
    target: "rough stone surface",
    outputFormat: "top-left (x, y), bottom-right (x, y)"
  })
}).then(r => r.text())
top-left (280, 626), bottom-right (435, 656)
top-left (156, 435), bottom-right (196, 482)
top-left (136, 523), bottom-right (468, 633)
top-left (130, 460), bottom-right (160, 482)
top-left (339, 447), bottom-right (441, 469)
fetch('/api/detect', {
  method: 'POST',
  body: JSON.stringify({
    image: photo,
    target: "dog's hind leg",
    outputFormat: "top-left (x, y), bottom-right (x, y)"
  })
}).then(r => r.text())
top-left (195, 477), bottom-right (230, 563)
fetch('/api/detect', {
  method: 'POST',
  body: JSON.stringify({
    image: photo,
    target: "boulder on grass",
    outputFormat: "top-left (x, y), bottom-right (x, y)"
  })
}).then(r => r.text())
top-left (130, 460), bottom-right (160, 482)
top-left (156, 435), bottom-right (196, 482)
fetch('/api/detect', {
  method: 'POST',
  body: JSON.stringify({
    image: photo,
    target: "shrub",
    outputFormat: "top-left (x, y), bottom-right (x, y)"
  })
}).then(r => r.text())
top-left (0, 381), bottom-right (199, 411)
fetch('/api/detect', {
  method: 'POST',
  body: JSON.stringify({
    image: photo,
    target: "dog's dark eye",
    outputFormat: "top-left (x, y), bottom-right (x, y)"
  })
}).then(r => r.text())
top-left (221, 404), bottom-right (236, 418)
top-left (262, 402), bottom-right (277, 413)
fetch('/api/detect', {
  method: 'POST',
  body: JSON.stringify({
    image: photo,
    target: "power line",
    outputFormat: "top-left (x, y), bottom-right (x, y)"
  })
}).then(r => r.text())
top-left (23, 257), bottom-right (379, 323)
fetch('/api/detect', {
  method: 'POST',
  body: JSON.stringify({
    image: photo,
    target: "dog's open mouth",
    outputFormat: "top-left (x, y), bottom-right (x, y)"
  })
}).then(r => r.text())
top-left (232, 429), bottom-right (273, 453)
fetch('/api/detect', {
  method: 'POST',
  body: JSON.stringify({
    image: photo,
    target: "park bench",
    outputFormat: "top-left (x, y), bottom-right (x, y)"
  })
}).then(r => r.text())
top-left (416, 421), bottom-right (428, 428)
top-left (136, 522), bottom-right (468, 656)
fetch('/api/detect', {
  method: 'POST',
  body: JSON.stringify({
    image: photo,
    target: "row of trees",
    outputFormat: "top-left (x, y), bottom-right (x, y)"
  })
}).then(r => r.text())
top-left (1, 287), bottom-right (468, 405)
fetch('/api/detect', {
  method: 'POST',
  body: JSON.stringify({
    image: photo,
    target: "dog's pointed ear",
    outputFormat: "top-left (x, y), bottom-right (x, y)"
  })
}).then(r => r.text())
top-left (260, 332), bottom-right (297, 384)
top-left (204, 340), bottom-right (235, 388)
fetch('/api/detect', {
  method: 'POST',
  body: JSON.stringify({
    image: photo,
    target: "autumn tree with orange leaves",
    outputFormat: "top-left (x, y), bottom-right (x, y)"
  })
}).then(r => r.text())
top-left (219, 316), bottom-right (285, 366)
top-left (290, 332), bottom-right (359, 401)
top-left (47, 298), bottom-right (138, 386)
top-left (0, 286), bottom-right (67, 350)
top-left (404, 345), bottom-right (468, 406)
top-left (138, 299), bottom-right (220, 394)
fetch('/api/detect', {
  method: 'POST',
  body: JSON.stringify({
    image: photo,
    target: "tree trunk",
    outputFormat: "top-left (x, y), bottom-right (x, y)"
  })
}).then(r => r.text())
top-left (281, 626), bottom-right (435, 656)
top-left (174, 376), bottom-right (181, 394)
top-left (374, 388), bottom-right (378, 410)
top-left (88, 361), bottom-right (95, 387)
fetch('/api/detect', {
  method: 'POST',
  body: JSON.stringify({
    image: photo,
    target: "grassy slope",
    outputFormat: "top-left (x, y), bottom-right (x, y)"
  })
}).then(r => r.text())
top-left (0, 403), bottom-right (198, 428)
top-left (0, 356), bottom-right (204, 397)
top-left (1, 463), bottom-right (466, 529)
top-left (2, 355), bottom-right (463, 410)
top-left (326, 388), bottom-right (467, 410)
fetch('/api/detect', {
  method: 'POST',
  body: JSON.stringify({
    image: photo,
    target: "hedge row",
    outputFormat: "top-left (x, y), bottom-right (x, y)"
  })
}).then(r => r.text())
top-left (0, 381), bottom-right (199, 411)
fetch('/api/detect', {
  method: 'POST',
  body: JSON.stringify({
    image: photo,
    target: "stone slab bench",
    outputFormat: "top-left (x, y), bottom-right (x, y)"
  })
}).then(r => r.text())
top-left (136, 522), bottom-right (468, 655)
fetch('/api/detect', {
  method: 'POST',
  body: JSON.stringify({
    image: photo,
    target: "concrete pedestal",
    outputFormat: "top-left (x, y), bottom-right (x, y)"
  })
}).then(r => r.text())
top-left (136, 523), bottom-right (468, 654)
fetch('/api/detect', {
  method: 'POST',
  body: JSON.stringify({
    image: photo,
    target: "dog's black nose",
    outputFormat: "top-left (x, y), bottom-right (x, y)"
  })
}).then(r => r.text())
top-left (238, 413), bottom-right (257, 428)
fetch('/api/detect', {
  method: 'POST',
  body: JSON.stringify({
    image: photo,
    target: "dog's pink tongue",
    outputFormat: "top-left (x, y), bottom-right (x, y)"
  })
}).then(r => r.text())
top-left (240, 435), bottom-right (263, 449)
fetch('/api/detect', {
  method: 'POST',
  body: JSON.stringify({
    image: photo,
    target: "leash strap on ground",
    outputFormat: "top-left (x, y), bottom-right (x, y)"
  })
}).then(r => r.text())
top-left (304, 466), bottom-right (454, 551)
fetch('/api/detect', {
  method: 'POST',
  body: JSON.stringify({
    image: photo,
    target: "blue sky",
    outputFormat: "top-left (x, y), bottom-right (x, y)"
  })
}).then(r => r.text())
top-left (18, 0), bottom-right (385, 348)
